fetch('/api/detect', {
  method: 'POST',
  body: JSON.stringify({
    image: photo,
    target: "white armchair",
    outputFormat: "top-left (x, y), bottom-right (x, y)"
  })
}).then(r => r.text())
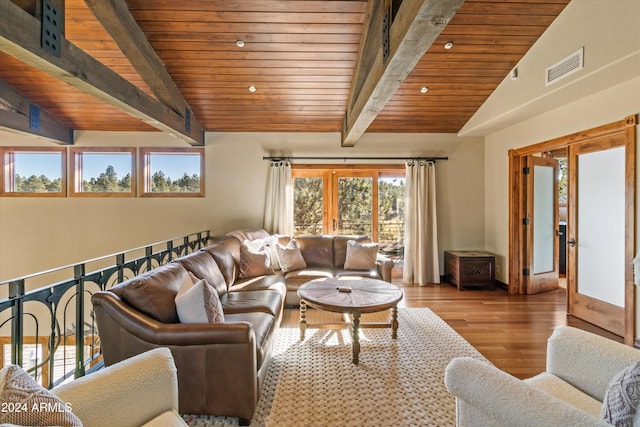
top-left (444, 326), bottom-right (640, 427)
top-left (53, 347), bottom-right (187, 427)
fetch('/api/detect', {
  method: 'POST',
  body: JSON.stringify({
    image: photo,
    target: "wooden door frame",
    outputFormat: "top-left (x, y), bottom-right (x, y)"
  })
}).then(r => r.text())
top-left (508, 115), bottom-right (636, 345)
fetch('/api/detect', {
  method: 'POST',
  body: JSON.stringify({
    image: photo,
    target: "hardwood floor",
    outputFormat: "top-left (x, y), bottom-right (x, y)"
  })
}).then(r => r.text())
top-left (391, 283), bottom-right (622, 379)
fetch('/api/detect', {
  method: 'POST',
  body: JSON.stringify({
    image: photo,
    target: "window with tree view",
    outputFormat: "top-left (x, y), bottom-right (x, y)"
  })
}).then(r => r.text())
top-left (292, 166), bottom-right (405, 255)
top-left (70, 148), bottom-right (135, 196)
top-left (140, 148), bottom-right (204, 196)
top-left (1, 148), bottom-right (66, 196)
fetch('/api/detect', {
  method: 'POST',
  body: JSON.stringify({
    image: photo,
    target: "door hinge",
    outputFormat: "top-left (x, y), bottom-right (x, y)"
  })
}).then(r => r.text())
top-left (523, 218), bottom-right (530, 225)
top-left (522, 167), bottom-right (530, 175)
top-left (522, 268), bottom-right (530, 276)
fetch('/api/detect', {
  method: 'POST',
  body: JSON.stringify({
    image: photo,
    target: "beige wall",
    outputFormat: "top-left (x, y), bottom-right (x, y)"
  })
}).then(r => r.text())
top-left (0, 131), bottom-right (485, 281)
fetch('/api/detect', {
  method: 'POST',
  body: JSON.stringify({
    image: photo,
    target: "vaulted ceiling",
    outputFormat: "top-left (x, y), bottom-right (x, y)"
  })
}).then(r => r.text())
top-left (0, 0), bottom-right (570, 146)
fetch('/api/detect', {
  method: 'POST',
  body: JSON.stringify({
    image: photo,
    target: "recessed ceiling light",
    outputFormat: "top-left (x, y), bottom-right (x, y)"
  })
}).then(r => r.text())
top-left (444, 41), bottom-right (454, 50)
top-left (420, 87), bottom-right (429, 94)
top-left (248, 85), bottom-right (257, 93)
top-left (236, 40), bottom-right (245, 48)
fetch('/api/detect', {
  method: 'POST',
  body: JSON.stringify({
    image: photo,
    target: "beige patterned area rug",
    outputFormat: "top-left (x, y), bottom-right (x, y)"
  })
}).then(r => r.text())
top-left (184, 308), bottom-right (487, 427)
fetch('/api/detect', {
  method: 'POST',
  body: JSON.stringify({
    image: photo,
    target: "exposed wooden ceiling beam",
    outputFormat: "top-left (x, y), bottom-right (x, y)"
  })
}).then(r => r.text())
top-left (342, 0), bottom-right (465, 146)
top-left (0, 78), bottom-right (73, 144)
top-left (83, 0), bottom-right (204, 139)
top-left (0, 0), bottom-right (204, 145)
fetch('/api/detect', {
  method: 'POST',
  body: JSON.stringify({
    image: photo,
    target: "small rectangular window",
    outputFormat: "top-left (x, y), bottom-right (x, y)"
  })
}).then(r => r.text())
top-left (140, 148), bottom-right (204, 197)
top-left (0, 147), bottom-right (66, 197)
top-left (70, 148), bottom-right (135, 197)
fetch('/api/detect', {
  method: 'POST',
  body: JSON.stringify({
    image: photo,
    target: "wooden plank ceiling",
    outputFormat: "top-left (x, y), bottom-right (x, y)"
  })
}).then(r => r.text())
top-left (0, 0), bottom-right (570, 144)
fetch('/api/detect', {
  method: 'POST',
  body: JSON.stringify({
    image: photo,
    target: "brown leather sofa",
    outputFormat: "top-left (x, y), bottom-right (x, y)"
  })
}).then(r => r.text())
top-left (217, 230), bottom-right (394, 306)
top-left (92, 246), bottom-right (285, 426)
top-left (92, 229), bottom-right (393, 424)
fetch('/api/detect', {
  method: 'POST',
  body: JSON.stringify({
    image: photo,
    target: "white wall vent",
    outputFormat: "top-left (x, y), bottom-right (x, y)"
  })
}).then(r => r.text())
top-left (545, 47), bottom-right (584, 86)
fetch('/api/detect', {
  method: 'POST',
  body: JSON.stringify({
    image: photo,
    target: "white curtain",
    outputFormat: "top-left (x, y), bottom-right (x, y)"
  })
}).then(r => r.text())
top-left (263, 160), bottom-right (293, 235)
top-left (403, 160), bottom-right (440, 286)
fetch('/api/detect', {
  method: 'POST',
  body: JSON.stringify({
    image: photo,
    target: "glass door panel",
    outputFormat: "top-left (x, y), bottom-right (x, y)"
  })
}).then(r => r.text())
top-left (337, 177), bottom-right (372, 236)
top-left (576, 146), bottom-right (625, 307)
top-left (293, 176), bottom-right (324, 235)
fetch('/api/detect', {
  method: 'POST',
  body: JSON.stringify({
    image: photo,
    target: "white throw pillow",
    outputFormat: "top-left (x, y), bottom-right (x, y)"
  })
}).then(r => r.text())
top-left (239, 239), bottom-right (274, 278)
top-left (344, 240), bottom-right (379, 270)
top-left (275, 239), bottom-right (307, 273)
top-left (175, 278), bottom-right (224, 323)
top-left (245, 236), bottom-right (281, 271)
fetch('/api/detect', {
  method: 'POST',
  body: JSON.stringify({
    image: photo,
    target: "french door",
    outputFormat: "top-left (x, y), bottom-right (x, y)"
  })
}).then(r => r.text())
top-left (291, 165), bottom-right (405, 246)
top-left (508, 115), bottom-right (636, 344)
top-left (567, 136), bottom-right (629, 336)
top-left (524, 156), bottom-right (560, 294)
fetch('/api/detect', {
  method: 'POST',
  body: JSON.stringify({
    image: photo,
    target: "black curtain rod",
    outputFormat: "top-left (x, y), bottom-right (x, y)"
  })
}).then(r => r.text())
top-left (262, 156), bottom-right (448, 162)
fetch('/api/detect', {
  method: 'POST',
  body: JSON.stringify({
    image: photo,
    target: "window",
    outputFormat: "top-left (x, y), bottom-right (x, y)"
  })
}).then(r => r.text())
top-left (139, 148), bottom-right (204, 197)
top-left (291, 166), bottom-right (405, 251)
top-left (0, 147), bottom-right (66, 197)
top-left (70, 148), bottom-right (135, 197)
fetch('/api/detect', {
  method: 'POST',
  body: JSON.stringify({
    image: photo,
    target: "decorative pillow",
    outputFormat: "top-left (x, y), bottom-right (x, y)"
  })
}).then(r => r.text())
top-left (245, 236), bottom-right (281, 271)
top-left (275, 239), bottom-right (307, 273)
top-left (0, 365), bottom-right (82, 426)
top-left (601, 360), bottom-right (640, 426)
top-left (239, 240), bottom-right (274, 278)
top-left (344, 240), bottom-right (379, 270)
top-left (175, 277), bottom-right (225, 323)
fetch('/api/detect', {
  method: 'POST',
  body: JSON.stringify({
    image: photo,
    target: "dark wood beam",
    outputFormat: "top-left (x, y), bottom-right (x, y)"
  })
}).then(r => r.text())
top-left (0, 78), bottom-right (72, 144)
top-left (83, 0), bottom-right (204, 140)
top-left (342, 0), bottom-right (465, 146)
top-left (0, 0), bottom-right (204, 145)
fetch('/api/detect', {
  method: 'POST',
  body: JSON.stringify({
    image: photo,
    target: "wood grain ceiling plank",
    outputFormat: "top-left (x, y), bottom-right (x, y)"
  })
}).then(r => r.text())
top-left (130, 11), bottom-right (366, 25)
top-left (157, 51), bottom-right (358, 61)
top-left (151, 42), bottom-right (360, 53)
top-left (137, 22), bottom-right (363, 34)
top-left (125, 0), bottom-right (368, 13)
top-left (145, 33), bottom-right (363, 44)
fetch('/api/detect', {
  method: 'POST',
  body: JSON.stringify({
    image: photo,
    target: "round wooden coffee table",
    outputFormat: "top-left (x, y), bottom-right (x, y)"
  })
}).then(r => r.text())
top-left (297, 277), bottom-right (403, 364)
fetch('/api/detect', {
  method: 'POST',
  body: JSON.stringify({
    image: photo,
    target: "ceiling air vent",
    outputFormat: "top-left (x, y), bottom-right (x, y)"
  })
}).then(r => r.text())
top-left (545, 47), bottom-right (584, 86)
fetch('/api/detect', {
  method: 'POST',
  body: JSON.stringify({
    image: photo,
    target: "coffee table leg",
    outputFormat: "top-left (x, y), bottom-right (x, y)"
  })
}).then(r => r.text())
top-left (352, 312), bottom-right (361, 364)
top-left (391, 305), bottom-right (398, 339)
top-left (299, 300), bottom-right (307, 340)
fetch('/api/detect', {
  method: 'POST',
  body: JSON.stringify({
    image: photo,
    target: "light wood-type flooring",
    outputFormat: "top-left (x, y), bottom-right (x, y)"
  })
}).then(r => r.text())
top-left (284, 282), bottom-right (623, 380)
top-left (396, 283), bottom-right (623, 379)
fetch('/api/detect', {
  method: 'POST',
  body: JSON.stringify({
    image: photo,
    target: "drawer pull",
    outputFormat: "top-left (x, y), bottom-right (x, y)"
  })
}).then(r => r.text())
top-left (471, 270), bottom-right (482, 275)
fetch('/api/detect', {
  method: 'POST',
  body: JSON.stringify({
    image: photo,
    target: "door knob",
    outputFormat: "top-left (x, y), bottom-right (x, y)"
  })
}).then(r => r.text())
top-left (568, 238), bottom-right (576, 247)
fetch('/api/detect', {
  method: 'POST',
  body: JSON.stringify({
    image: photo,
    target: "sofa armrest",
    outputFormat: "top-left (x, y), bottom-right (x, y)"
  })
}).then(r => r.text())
top-left (444, 357), bottom-right (609, 427)
top-left (376, 254), bottom-right (394, 282)
top-left (53, 348), bottom-right (186, 427)
top-left (546, 326), bottom-right (640, 401)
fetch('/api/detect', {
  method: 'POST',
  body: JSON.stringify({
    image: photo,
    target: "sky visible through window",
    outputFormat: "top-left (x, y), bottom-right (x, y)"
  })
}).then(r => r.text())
top-left (15, 152), bottom-right (201, 180)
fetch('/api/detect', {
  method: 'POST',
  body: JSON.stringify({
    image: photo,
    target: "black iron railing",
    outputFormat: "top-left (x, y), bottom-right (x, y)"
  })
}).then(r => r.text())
top-left (0, 230), bottom-right (211, 389)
